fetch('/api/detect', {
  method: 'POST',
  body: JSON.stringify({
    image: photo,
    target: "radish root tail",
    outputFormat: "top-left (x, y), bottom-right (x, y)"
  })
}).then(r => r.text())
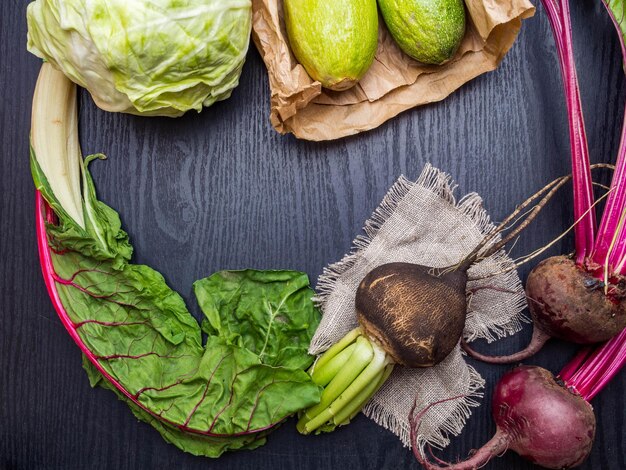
top-left (455, 163), bottom-right (614, 274)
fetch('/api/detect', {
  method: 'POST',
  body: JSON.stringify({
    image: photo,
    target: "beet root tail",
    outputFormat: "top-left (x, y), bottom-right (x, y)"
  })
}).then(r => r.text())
top-left (461, 327), bottom-right (551, 364)
top-left (415, 433), bottom-right (510, 470)
top-left (409, 396), bottom-right (510, 470)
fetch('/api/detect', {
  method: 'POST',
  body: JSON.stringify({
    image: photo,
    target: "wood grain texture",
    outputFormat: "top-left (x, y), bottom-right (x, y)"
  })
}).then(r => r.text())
top-left (2, 0), bottom-right (626, 468)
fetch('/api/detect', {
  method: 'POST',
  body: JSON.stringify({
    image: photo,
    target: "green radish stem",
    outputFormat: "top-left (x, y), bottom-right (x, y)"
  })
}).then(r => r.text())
top-left (297, 335), bottom-right (374, 429)
top-left (298, 339), bottom-right (391, 434)
top-left (311, 327), bottom-right (362, 373)
top-left (332, 364), bottom-right (394, 426)
top-left (311, 343), bottom-right (357, 386)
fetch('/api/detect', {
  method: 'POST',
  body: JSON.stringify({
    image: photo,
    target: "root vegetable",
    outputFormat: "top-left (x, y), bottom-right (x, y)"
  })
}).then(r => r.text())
top-left (411, 366), bottom-right (596, 470)
top-left (463, 0), bottom-right (626, 364)
top-left (297, 171), bottom-right (577, 434)
top-left (414, 326), bottom-right (626, 469)
top-left (356, 263), bottom-right (467, 367)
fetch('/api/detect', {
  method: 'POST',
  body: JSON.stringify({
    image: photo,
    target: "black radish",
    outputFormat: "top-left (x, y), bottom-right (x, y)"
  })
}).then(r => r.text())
top-left (297, 172), bottom-right (577, 435)
top-left (356, 263), bottom-right (467, 367)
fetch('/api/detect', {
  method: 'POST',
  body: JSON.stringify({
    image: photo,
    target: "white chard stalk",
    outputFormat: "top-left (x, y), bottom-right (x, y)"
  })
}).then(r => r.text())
top-left (31, 63), bottom-right (84, 228)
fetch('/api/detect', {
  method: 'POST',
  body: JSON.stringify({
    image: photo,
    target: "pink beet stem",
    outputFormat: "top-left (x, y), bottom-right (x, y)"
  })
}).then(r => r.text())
top-left (558, 346), bottom-right (593, 382)
top-left (543, 0), bottom-right (597, 264)
top-left (540, 0), bottom-right (626, 413)
top-left (563, 328), bottom-right (626, 401)
top-left (592, 114), bottom-right (626, 272)
top-left (592, 1), bottom-right (626, 274)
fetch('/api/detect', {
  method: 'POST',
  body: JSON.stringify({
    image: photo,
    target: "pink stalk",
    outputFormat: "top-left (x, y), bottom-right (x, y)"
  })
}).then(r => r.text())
top-left (591, 2), bottom-right (626, 275)
top-left (553, 0), bottom-right (626, 405)
top-left (558, 346), bottom-right (593, 382)
top-left (543, 0), bottom-right (597, 264)
top-left (35, 191), bottom-right (277, 438)
top-left (561, 327), bottom-right (626, 400)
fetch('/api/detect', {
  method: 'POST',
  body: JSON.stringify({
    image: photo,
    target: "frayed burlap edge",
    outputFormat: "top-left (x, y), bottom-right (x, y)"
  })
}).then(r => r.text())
top-left (313, 164), bottom-right (527, 349)
top-left (365, 361), bottom-right (486, 449)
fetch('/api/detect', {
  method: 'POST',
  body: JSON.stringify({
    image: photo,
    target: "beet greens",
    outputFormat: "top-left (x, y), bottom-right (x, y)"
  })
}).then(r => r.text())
top-left (32, 64), bottom-right (321, 457)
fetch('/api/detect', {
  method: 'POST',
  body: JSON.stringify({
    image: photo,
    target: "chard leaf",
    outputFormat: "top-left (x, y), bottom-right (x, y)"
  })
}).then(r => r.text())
top-left (32, 148), bottom-right (133, 269)
top-left (34, 151), bottom-right (321, 457)
top-left (82, 358), bottom-right (269, 458)
top-left (194, 270), bottom-right (320, 369)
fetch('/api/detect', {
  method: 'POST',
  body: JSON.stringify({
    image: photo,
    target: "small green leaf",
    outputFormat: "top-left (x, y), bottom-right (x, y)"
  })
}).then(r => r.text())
top-left (194, 270), bottom-right (320, 369)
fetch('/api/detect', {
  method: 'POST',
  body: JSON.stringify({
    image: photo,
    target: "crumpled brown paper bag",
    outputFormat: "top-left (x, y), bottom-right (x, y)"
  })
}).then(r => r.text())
top-left (251, 0), bottom-right (535, 141)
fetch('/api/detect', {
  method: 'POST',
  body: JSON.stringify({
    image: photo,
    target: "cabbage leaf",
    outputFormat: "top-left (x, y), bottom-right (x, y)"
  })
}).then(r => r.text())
top-left (27, 0), bottom-right (252, 117)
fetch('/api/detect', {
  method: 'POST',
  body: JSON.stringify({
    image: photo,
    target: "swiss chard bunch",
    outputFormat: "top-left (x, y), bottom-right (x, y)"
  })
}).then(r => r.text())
top-left (31, 63), bottom-right (321, 457)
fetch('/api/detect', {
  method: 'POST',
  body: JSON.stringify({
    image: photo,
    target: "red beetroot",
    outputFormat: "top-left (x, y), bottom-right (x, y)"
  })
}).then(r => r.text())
top-left (411, 366), bottom-right (596, 470)
top-left (526, 257), bottom-right (626, 342)
top-left (464, 256), bottom-right (626, 364)
top-left (463, 0), bottom-right (626, 364)
top-left (414, 327), bottom-right (626, 469)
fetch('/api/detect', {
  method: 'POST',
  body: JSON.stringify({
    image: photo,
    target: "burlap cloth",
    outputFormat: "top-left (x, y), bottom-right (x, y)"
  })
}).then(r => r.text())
top-left (310, 165), bottom-right (527, 449)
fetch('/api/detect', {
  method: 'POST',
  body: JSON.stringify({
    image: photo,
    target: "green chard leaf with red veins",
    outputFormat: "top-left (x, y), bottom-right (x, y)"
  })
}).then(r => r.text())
top-left (82, 357), bottom-right (271, 456)
top-left (32, 151), bottom-right (321, 457)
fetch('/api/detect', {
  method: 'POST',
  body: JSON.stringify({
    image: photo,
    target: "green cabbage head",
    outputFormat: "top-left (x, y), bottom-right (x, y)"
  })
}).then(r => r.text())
top-left (27, 0), bottom-right (252, 117)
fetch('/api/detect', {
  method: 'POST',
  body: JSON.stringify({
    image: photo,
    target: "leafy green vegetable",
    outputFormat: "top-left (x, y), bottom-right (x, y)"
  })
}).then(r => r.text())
top-left (32, 150), bottom-right (321, 457)
top-left (195, 270), bottom-right (320, 369)
top-left (82, 358), bottom-right (270, 456)
top-left (27, 0), bottom-right (252, 117)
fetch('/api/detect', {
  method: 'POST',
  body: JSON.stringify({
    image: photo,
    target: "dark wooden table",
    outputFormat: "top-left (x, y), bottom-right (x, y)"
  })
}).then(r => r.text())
top-left (2, 1), bottom-right (626, 469)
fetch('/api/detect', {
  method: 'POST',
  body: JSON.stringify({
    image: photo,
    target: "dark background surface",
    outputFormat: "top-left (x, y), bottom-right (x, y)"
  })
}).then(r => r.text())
top-left (2, 1), bottom-right (626, 469)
